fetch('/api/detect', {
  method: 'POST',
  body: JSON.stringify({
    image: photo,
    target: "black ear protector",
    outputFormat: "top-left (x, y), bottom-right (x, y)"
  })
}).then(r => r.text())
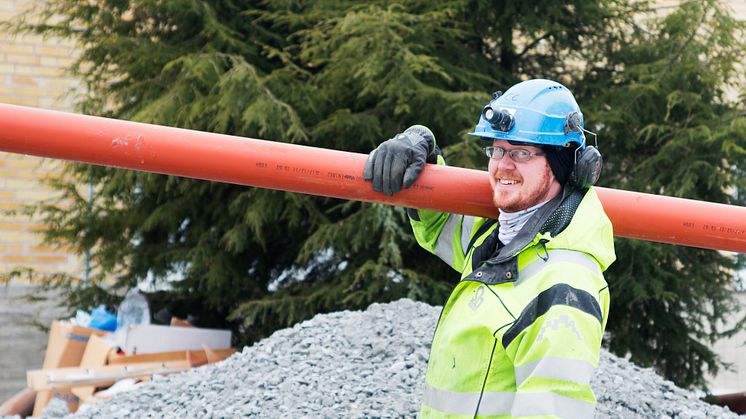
top-left (571, 145), bottom-right (602, 188)
top-left (565, 111), bottom-right (603, 188)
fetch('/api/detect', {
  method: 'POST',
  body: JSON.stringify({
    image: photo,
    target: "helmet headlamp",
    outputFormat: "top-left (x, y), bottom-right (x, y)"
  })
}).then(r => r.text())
top-left (481, 106), bottom-right (514, 132)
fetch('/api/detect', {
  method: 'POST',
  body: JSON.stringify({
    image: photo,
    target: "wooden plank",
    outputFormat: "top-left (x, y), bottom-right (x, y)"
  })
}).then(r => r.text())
top-left (72, 334), bottom-right (114, 401)
top-left (107, 348), bottom-right (235, 366)
top-left (202, 344), bottom-right (226, 364)
top-left (27, 361), bottom-right (190, 391)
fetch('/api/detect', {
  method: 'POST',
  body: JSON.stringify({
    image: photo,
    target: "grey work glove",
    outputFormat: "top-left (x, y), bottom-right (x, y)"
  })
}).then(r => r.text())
top-left (363, 125), bottom-right (435, 196)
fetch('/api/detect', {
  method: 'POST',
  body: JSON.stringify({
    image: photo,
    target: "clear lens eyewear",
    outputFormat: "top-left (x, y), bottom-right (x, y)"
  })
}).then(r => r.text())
top-left (484, 146), bottom-right (544, 163)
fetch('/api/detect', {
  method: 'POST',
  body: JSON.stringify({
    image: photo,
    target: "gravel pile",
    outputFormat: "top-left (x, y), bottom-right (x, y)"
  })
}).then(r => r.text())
top-left (30, 299), bottom-right (739, 418)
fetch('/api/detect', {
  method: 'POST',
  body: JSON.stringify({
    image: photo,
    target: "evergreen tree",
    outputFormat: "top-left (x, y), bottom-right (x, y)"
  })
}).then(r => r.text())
top-left (5, 0), bottom-right (744, 388)
top-left (580, 0), bottom-right (746, 388)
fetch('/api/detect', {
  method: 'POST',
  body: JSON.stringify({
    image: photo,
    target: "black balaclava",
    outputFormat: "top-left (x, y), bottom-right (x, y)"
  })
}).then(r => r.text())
top-left (543, 146), bottom-right (576, 186)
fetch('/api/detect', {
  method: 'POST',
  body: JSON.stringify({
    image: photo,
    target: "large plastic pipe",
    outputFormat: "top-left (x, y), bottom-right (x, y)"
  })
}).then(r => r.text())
top-left (1, 103), bottom-right (745, 253)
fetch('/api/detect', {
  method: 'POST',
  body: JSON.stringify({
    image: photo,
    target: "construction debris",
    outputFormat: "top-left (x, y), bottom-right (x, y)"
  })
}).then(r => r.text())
top-left (3, 316), bottom-right (233, 417)
top-left (14, 299), bottom-right (737, 418)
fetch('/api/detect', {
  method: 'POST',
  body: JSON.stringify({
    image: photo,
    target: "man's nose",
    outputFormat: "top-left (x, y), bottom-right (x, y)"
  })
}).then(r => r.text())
top-left (495, 153), bottom-right (517, 171)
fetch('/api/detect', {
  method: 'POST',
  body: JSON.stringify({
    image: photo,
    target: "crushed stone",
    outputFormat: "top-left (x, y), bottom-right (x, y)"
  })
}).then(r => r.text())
top-left (16, 299), bottom-right (741, 418)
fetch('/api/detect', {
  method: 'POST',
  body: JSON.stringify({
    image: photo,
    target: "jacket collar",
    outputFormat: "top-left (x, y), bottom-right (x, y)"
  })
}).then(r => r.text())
top-left (465, 186), bottom-right (585, 285)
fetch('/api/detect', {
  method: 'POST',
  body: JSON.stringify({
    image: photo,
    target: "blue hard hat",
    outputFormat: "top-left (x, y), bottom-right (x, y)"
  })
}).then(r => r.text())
top-left (469, 79), bottom-right (586, 149)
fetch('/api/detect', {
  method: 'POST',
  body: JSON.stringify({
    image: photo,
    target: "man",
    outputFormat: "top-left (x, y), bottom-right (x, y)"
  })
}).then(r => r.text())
top-left (364, 79), bottom-right (615, 418)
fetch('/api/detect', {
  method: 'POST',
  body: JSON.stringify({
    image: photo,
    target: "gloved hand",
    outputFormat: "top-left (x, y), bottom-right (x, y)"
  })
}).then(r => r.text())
top-left (363, 125), bottom-right (436, 196)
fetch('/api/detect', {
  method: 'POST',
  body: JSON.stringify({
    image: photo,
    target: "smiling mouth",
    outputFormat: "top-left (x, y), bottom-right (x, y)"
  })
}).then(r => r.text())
top-left (498, 179), bottom-right (520, 185)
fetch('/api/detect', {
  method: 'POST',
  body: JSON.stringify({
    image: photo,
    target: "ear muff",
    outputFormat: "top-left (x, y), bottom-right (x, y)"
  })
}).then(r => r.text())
top-left (571, 146), bottom-right (602, 188)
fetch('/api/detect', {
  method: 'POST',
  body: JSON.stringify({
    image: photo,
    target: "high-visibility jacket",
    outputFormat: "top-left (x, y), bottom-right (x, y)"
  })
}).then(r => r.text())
top-left (410, 159), bottom-right (615, 418)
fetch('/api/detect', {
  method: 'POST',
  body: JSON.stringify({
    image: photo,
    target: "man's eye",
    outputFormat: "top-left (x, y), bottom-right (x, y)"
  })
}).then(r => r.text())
top-left (513, 150), bottom-right (530, 158)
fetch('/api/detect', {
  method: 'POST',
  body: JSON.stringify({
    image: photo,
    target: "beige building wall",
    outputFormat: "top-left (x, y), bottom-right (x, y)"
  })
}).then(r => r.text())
top-left (0, 0), bottom-right (83, 279)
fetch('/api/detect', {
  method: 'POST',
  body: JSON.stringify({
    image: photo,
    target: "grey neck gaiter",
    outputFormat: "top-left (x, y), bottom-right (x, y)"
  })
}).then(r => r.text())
top-left (498, 200), bottom-right (551, 245)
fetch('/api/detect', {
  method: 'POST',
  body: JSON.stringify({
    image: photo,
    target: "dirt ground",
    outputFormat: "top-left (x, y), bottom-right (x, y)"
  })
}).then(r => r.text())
top-left (0, 284), bottom-right (64, 402)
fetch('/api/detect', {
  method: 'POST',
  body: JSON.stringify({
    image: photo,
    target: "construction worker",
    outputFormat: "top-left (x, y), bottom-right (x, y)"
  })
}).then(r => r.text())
top-left (363, 79), bottom-right (615, 418)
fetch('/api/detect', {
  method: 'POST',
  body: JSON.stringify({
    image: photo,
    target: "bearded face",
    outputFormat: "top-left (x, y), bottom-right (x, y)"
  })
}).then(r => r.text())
top-left (487, 140), bottom-right (562, 212)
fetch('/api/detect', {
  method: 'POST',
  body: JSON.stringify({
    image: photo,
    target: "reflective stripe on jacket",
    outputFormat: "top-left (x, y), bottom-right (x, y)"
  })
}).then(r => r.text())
top-left (410, 165), bottom-right (615, 418)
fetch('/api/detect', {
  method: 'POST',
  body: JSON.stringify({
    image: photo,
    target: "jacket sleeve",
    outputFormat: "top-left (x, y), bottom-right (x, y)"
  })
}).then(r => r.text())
top-left (503, 261), bottom-right (611, 419)
top-left (407, 153), bottom-right (485, 274)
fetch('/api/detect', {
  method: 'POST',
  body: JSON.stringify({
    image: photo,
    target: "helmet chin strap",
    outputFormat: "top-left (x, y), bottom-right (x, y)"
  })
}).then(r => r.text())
top-left (582, 128), bottom-right (598, 148)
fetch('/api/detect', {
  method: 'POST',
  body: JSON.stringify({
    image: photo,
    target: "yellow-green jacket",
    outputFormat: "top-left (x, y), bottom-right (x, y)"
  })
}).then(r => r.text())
top-left (410, 160), bottom-right (615, 418)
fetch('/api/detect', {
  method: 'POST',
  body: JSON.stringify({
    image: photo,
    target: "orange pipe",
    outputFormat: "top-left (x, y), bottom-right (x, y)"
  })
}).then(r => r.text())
top-left (1, 103), bottom-right (745, 253)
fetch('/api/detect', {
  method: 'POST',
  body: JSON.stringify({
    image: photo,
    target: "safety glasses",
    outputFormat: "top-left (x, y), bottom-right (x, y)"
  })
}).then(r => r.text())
top-left (484, 146), bottom-right (545, 163)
